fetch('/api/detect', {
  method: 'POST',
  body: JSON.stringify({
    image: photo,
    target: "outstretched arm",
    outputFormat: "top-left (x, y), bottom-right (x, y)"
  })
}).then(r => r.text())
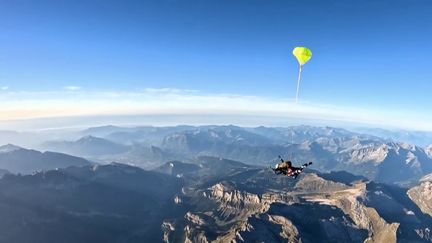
top-left (278, 155), bottom-right (284, 163)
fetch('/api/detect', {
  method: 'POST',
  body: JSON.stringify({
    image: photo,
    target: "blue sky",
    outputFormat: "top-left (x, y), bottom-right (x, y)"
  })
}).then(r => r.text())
top-left (1, 0), bottom-right (432, 130)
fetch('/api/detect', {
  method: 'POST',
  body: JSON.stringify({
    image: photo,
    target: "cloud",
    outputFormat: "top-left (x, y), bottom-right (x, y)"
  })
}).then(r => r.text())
top-left (63, 86), bottom-right (82, 91)
top-left (0, 88), bottom-right (430, 131)
top-left (141, 88), bottom-right (198, 93)
top-left (0, 86), bottom-right (9, 91)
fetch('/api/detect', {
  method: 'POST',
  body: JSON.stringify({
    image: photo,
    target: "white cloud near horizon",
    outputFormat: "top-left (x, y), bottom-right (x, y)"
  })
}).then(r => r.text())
top-left (0, 88), bottom-right (430, 131)
top-left (63, 86), bottom-right (82, 91)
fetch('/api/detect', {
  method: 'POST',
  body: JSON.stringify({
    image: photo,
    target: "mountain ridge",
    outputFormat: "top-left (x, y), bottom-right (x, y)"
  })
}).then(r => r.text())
top-left (0, 144), bottom-right (91, 174)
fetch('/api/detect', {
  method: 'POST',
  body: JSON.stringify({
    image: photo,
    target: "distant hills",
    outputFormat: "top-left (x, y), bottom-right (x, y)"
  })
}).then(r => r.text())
top-left (353, 127), bottom-right (432, 147)
top-left (0, 144), bottom-right (90, 174)
top-left (0, 130), bottom-right (43, 148)
top-left (42, 135), bottom-right (129, 157)
top-left (0, 169), bottom-right (9, 178)
top-left (39, 125), bottom-right (432, 185)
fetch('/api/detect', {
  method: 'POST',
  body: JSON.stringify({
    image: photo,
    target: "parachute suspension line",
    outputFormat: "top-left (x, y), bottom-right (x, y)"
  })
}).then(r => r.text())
top-left (295, 65), bottom-right (303, 103)
top-left (290, 128), bottom-right (294, 160)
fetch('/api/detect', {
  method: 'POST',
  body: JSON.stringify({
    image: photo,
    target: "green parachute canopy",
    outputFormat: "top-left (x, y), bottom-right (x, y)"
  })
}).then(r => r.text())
top-left (292, 47), bottom-right (312, 66)
top-left (292, 46), bottom-right (312, 103)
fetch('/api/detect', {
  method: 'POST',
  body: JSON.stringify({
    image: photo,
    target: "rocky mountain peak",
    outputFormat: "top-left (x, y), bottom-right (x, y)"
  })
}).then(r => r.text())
top-left (0, 144), bottom-right (23, 153)
top-left (426, 145), bottom-right (432, 157)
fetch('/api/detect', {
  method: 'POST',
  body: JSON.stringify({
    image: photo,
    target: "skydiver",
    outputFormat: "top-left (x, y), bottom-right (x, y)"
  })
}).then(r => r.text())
top-left (272, 156), bottom-right (312, 179)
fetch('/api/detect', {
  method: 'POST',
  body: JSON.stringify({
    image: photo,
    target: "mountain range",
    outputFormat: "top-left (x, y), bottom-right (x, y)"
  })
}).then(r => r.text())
top-left (0, 144), bottom-right (91, 174)
top-left (2, 124), bottom-right (432, 242)
top-left (1, 156), bottom-right (432, 242)
top-left (0, 163), bottom-right (183, 243)
top-left (39, 125), bottom-right (432, 185)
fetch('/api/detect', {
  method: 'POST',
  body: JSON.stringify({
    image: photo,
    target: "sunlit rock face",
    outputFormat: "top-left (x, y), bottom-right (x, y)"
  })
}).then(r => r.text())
top-left (408, 174), bottom-right (432, 217)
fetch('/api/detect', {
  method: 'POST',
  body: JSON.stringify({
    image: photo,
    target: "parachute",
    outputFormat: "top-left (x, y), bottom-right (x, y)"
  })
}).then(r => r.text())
top-left (278, 46), bottom-right (314, 175)
top-left (268, 47), bottom-right (314, 179)
top-left (292, 47), bottom-right (312, 103)
top-left (293, 47), bottom-right (312, 66)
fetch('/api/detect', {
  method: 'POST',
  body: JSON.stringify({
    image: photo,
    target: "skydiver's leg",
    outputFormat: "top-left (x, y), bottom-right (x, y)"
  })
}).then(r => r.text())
top-left (287, 169), bottom-right (295, 177)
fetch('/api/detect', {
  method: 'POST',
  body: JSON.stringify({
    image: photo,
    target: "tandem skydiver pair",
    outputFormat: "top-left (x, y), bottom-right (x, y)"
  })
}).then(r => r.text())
top-left (271, 155), bottom-right (312, 179)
